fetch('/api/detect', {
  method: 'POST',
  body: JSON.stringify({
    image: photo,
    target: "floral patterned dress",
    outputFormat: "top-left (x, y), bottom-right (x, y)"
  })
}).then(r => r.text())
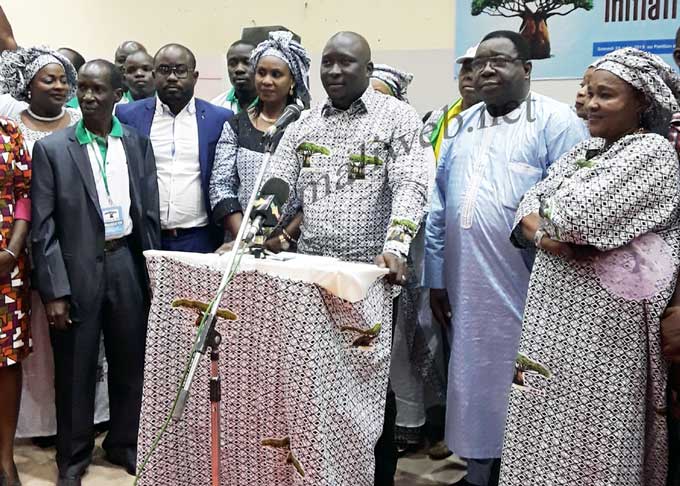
top-left (499, 133), bottom-right (680, 486)
top-left (0, 117), bottom-right (32, 367)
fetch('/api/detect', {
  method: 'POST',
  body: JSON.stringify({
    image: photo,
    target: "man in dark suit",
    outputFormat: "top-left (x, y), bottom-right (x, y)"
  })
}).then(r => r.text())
top-left (31, 60), bottom-right (160, 486)
top-left (116, 43), bottom-right (233, 253)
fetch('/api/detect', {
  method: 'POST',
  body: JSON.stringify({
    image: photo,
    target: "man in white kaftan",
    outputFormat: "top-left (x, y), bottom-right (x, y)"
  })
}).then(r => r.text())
top-left (423, 31), bottom-right (587, 486)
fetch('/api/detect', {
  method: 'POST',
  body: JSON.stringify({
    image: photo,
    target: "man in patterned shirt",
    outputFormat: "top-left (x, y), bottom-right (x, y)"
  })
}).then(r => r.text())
top-left (266, 31), bottom-right (432, 486)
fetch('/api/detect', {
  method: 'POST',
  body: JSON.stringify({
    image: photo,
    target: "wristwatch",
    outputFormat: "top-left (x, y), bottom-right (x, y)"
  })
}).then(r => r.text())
top-left (533, 228), bottom-right (546, 249)
top-left (278, 234), bottom-right (290, 251)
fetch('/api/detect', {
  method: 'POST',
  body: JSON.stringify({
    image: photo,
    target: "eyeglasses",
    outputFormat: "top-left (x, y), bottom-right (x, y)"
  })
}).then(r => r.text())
top-left (470, 56), bottom-right (524, 72)
top-left (155, 64), bottom-right (191, 78)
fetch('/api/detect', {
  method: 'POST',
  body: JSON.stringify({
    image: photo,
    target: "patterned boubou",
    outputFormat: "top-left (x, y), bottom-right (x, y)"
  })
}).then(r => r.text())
top-left (266, 87), bottom-right (433, 262)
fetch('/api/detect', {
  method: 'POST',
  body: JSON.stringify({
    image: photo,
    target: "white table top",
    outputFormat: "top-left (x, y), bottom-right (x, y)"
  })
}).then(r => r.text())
top-left (144, 250), bottom-right (389, 303)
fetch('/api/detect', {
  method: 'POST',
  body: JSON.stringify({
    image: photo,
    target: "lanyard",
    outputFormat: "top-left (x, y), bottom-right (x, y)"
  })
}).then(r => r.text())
top-left (90, 140), bottom-right (111, 198)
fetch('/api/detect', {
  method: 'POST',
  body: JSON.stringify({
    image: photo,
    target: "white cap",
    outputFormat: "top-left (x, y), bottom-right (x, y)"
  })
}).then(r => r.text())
top-left (455, 44), bottom-right (478, 64)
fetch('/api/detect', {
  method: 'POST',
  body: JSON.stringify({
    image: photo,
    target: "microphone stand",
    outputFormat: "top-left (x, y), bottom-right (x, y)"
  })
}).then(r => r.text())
top-left (170, 134), bottom-right (280, 486)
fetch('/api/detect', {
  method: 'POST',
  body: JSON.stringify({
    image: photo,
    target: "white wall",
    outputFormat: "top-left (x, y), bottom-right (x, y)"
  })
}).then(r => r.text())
top-left (3, 0), bottom-right (581, 115)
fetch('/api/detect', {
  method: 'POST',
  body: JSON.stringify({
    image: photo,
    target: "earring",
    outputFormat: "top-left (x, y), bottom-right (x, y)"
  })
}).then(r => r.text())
top-left (27, 90), bottom-right (31, 100)
top-left (289, 85), bottom-right (295, 96)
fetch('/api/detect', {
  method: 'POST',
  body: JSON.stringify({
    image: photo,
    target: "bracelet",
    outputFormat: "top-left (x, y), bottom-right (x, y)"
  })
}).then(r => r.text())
top-left (533, 228), bottom-right (546, 249)
top-left (2, 248), bottom-right (17, 261)
top-left (282, 228), bottom-right (298, 244)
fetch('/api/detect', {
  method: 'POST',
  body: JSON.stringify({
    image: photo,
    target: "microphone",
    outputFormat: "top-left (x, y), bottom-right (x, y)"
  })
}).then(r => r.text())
top-left (264, 104), bottom-right (302, 140)
top-left (245, 177), bottom-right (290, 243)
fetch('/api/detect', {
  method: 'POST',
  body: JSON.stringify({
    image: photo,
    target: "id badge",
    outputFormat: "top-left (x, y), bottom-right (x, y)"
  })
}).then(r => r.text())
top-left (102, 206), bottom-right (125, 239)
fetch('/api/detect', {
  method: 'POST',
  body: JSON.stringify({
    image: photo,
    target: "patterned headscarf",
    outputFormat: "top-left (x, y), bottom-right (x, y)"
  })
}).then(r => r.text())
top-left (371, 64), bottom-right (414, 103)
top-left (250, 31), bottom-right (311, 103)
top-left (0, 46), bottom-right (78, 102)
top-left (591, 47), bottom-right (680, 135)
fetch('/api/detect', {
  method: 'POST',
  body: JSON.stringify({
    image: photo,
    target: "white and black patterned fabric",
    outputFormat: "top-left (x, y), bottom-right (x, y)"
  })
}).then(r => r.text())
top-left (500, 133), bottom-right (680, 486)
top-left (250, 31), bottom-right (311, 103)
top-left (209, 112), bottom-right (285, 222)
top-left (265, 87), bottom-right (433, 261)
top-left (136, 253), bottom-right (393, 486)
top-left (370, 64), bottom-right (413, 103)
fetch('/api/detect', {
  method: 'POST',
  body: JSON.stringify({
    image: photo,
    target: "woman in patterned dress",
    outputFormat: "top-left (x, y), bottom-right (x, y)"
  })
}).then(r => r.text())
top-left (0, 118), bottom-right (31, 486)
top-left (210, 31), bottom-right (311, 253)
top-left (499, 48), bottom-right (680, 486)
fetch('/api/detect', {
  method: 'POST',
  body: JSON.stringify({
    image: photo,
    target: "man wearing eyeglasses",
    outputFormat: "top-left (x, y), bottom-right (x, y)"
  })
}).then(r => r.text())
top-left (423, 30), bottom-right (587, 486)
top-left (117, 43), bottom-right (233, 253)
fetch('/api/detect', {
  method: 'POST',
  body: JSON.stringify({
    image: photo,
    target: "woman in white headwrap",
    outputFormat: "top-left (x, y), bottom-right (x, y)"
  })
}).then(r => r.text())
top-left (210, 31), bottom-right (311, 253)
top-left (499, 47), bottom-right (680, 486)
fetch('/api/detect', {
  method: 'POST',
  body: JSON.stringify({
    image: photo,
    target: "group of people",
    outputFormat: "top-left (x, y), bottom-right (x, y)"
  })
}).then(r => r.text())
top-left (0, 4), bottom-right (678, 486)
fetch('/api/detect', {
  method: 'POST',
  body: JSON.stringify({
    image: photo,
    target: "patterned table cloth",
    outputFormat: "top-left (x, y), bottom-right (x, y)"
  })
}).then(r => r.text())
top-left (136, 252), bottom-right (393, 486)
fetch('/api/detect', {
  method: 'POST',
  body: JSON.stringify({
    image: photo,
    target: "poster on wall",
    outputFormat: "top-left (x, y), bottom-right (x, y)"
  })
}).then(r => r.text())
top-left (455, 1), bottom-right (679, 79)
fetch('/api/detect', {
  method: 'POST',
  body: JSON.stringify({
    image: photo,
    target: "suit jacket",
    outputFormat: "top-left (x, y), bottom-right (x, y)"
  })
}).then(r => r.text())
top-left (31, 124), bottom-right (161, 320)
top-left (116, 97), bottom-right (233, 231)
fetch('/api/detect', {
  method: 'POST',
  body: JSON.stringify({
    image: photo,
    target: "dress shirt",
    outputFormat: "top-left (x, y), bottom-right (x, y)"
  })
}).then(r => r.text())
top-left (75, 116), bottom-right (133, 239)
top-left (150, 96), bottom-right (208, 229)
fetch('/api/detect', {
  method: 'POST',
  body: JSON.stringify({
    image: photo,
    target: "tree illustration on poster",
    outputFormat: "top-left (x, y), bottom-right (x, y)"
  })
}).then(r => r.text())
top-left (471, 1), bottom-right (594, 59)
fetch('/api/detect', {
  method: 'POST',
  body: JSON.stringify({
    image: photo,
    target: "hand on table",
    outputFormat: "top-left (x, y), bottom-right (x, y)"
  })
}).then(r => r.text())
top-left (215, 241), bottom-right (234, 255)
top-left (264, 236), bottom-right (283, 253)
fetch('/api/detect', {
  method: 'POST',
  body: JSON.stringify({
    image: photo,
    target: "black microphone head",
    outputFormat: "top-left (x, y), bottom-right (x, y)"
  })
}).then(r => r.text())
top-left (260, 177), bottom-right (290, 204)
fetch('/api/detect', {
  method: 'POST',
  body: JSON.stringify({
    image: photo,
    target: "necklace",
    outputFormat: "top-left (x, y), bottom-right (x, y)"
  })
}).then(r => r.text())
top-left (258, 112), bottom-right (278, 124)
top-left (27, 107), bottom-right (66, 122)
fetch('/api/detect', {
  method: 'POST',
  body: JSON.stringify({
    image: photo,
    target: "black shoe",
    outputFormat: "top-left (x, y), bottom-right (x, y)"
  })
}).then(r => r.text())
top-left (56, 476), bottom-right (81, 486)
top-left (105, 448), bottom-right (136, 476)
top-left (93, 420), bottom-right (110, 437)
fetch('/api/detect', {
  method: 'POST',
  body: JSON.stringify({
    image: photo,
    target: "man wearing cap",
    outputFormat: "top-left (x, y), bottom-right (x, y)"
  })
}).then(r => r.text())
top-left (423, 31), bottom-right (587, 486)
top-left (427, 44), bottom-right (481, 161)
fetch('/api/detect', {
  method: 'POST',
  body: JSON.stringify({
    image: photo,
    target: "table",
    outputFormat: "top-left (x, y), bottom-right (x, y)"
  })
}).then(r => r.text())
top-left (136, 251), bottom-right (393, 486)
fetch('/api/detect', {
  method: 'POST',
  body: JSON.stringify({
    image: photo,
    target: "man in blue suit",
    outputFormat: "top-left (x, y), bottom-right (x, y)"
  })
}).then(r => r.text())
top-left (117, 43), bottom-right (233, 252)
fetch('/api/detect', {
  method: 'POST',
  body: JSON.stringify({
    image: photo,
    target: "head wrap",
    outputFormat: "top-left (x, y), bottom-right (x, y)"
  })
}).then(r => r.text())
top-left (0, 46), bottom-right (78, 102)
top-left (250, 31), bottom-right (311, 103)
top-left (370, 64), bottom-right (414, 103)
top-left (591, 47), bottom-right (680, 135)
